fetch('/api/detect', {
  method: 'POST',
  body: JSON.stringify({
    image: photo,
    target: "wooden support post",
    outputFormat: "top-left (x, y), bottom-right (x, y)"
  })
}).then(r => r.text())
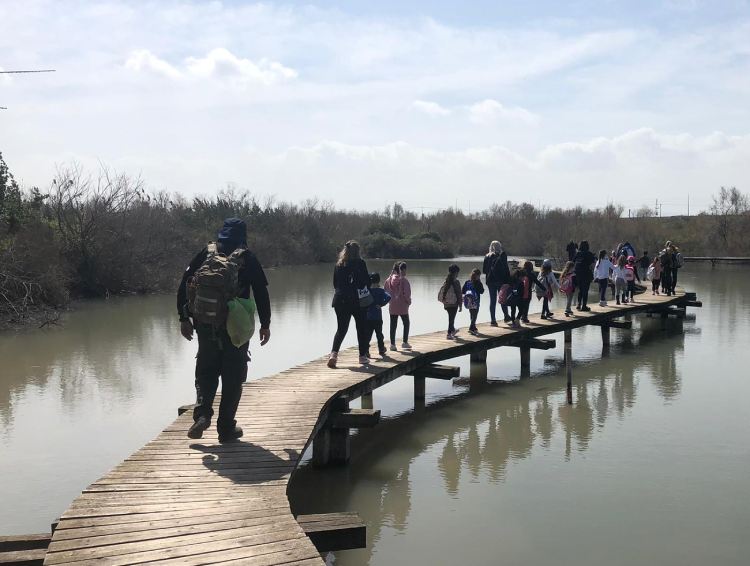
top-left (564, 329), bottom-right (573, 405)
top-left (470, 349), bottom-right (487, 363)
top-left (313, 398), bottom-right (350, 467)
top-left (414, 376), bottom-right (426, 400)
top-left (520, 346), bottom-right (531, 378)
top-left (600, 325), bottom-right (610, 346)
top-left (360, 392), bottom-right (373, 410)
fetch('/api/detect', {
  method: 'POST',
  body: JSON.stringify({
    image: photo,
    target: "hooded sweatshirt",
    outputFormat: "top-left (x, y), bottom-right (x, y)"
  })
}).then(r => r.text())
top-left (384, 272), bottom-right (412, 315)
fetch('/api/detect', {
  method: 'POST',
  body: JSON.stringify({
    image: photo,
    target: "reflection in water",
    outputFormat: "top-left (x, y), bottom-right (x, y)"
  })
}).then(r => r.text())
top-left (290, 316), bottom-right (693, 564)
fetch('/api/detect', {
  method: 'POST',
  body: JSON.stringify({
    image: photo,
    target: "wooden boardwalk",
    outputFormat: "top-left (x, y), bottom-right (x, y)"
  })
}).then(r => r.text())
top-left (44, 289), bottom-right (695, 565)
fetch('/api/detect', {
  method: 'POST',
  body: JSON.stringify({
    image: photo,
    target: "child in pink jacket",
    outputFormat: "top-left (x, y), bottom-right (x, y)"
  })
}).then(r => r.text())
top-left (384, 261), bottom-right (412, 350)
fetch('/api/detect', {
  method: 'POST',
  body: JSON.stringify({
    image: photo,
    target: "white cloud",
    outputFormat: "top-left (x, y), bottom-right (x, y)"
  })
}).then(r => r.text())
top-left (185, 48), bottom-right (297, 86)
top-left (124, 49), bottom-right (181, 79)
top-left (468, 99), bottom-right (540, 125)
top-left (124, 47), bottom-right (297, 86)
top-left (412, 99), bottom-right (451, 116)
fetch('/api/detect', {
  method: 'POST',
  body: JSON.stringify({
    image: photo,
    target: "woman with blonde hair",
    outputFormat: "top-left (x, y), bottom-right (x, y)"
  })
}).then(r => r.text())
top-left (328, 241), bottom-right (371, 368)
top-left (482, 240), bottom-right (510, 325)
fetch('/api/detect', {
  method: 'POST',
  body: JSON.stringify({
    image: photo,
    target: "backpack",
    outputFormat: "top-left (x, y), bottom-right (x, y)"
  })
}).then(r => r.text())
top-left (535, 273), bottom-right (549, 299)
top-left (187, 243), bottom-right (245, 327)
top-left (438, 281), bottom-right (458, 305)
top-left (624, 266), bottom-right (635, 282)
top-left (560, 274), bottom-right (574, 295)
top-left (675, 253), bottom-right (684, 268)
top-left (463, 283), bottom-right (478, 310)
top-left (497, 283), bottom-right (511, 305)
top-left (646, 265), bottom-right (655, 280)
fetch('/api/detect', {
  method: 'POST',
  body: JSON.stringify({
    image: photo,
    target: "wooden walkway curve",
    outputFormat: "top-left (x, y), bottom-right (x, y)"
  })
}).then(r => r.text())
top-left (44, 290), bottom-right (694, 565)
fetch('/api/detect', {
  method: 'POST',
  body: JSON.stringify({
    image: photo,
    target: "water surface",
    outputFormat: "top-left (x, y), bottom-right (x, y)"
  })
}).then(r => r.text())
top-left (1, 261), bottom-right (747, 566)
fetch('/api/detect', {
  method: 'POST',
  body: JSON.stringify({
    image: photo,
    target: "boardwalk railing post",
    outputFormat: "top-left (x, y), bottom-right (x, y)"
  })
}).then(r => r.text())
top-left (564, 329), bottom-right (573, 405)
top-left (361, 392), bottom-right (373, 410)
top-left (520, 346), bottom-right (531, 378)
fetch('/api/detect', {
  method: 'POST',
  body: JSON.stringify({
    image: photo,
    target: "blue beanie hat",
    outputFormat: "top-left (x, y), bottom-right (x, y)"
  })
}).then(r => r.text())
top-left (217, 218), bottom-right (247, 247)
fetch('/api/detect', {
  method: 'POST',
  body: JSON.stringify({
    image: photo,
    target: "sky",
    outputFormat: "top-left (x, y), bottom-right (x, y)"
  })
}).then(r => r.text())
top-left (1, 0), bottom-right (749, 215)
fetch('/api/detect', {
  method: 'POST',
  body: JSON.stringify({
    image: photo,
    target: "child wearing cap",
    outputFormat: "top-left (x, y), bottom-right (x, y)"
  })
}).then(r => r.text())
top-left (366, 273), bottom-right (391, 357)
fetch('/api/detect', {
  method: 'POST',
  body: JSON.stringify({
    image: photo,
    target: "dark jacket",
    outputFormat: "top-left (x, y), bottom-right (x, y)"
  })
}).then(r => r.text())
top-left (367, 287), bottom-right (391, 321)
top-left (573, 250), bottom-right (596, 282)
top-left (332, 258), bottom-right (370, 308)
top-left (483, 252), bottom-right (510, 285)
top-left (177, 247), bottom-right (271, 328)
top-left (566, 242), bottom-right (578, 261)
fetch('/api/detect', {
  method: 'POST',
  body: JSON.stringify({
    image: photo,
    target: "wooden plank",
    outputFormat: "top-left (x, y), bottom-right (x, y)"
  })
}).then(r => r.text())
top-left (297, 512), bottom-right (366, 553)
top-left (507, 338), bottom-right (556, 350)
top-left (0, 549), bottom-right (46, 565)
top-left (329, 408), bottom-right (380, 429)
top-left (0, 535), bottom-right (50, 552)
top-left (408, 364), bottom-right (460, 379)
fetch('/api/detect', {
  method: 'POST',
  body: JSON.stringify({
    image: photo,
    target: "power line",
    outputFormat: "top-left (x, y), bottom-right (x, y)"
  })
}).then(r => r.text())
top-left (0, 69), bottom-right (56, 74)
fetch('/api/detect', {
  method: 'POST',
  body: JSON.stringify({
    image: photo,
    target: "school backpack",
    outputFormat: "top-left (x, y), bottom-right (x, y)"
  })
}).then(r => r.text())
top-left (463, 290), bottom-right (478, 310)
top-left (646, 265), bottom-right (656, 280)
top-left (560, 274), bottom-right (574, 295)
top-left (438, 281), bottom-right (458, 305)
top-left (675, 252), bottom-right (684, 268)
top-left (187, 242), bottom-right (245, 327)
top-left (623, 266), bottom-right (635, 282)
top-left (497, 283), bottom-right (511, 305)
top-left (535, 273), bottom-right (549, 299)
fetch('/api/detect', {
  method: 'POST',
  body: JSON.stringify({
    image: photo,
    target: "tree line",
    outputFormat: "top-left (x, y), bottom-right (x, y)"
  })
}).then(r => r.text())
top-left (1, 153), bottom-right (748, 324)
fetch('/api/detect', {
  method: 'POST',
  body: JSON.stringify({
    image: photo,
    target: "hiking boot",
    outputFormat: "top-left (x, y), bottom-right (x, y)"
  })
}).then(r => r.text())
top-left (401, 342), bottom-right (412, 350)
top-left (187, 416), bottom-right (211, 439)
top-left (218, 426), bottom-right (243, 443)
top-left (327, 352), bottom-right (338, 369)
top-left (389, 343), bottom-right (398, 351)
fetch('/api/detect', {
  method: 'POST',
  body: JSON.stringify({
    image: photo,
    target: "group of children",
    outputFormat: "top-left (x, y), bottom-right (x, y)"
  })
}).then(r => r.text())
top-left (364, 261), bottom-right (413, 358)
top-left (438, 259), bottom-right (561, 336)
top-left (585, 250), bottom-right (641, 307)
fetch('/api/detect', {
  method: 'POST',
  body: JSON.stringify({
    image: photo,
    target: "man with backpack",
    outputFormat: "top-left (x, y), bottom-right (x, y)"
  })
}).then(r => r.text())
top-left (177, 218), bottom-right (271, 442)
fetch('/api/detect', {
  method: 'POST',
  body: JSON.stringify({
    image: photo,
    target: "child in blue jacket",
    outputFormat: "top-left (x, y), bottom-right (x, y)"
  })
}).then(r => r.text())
top-left (462, 268), bottom-right (485, 335)
top-left (367, 272), bottom-right (392, 357)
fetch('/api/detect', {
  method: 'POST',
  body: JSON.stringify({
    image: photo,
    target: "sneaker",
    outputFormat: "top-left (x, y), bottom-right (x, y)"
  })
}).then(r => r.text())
top-left (616, 299), bottom-right (621, 305)
top-left (327, 352), bottom-right (338, 369)
top-left (581, 306), bottom-right (591, 311)
top-left (511, 320), bottom-right (521, 329)
top-left (547, 312), bottom-right (555, 318)
top-left (564, 310), bottom-right (572, 317)
top-left (491, 320), bottom-right (499, 327)
top-left (446, 333), bottom-right (454, 340)
top-left (379, 348), bottom-right (387, 357)
top-left (503, 316), bottom-right (512, 323)
top-left (401, 342), bottom-right (412, 350)
top-left (541, 313), bottom-right (547, 320)
top-left (218, 426), bottom-right (243, 443)
top-left (187, 416), bottom-right (211, 439)
top-left (599, 301), bottom-right (606, 307)
top-left (452, 329), bottom-right (460, 337)
top-left (469, 328), bottom-right (478, 336)
top-left (390, 343), bottom-right (398, 351)
top-left (358, 355), bottom-right (369, 365)
top-left (522, 317), bottom-right (530, 324)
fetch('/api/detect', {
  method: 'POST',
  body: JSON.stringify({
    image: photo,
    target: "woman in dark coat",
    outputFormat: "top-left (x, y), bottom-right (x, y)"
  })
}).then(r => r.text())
top-left (573, 240), bottom-right (596, 311)
top-left (482, 240), bottom-right (511, 325)
top-left (328, 240), bottom-right (371, 368)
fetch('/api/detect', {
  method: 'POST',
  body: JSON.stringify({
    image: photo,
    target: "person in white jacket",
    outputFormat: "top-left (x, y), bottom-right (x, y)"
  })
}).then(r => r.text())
top-left (594, 250), bottom-right (614, 307)
top-left (610, 255), bottom-right (629, 305)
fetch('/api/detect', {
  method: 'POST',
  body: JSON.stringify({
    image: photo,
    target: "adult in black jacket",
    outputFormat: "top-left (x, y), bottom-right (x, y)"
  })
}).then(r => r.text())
top-left (177, 218), bottom-right (271, 442)
top-left (573, 240), bottom-right (596, 311)
top-left (328, 240), bottom-right (371, 368)
top-left (482, 241), bottom-right (511, 325)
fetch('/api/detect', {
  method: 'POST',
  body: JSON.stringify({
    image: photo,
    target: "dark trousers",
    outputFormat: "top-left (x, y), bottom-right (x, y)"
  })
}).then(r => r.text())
top-left (671, 268), bottom-right (678, 293)
top-left (368, 319), bottom-right (385, 353)
top-left (487, 283), bottom-right (505, 322)
top-left (652, 278), bottom-right (660, 292)
top-left (469, 308), bottom-right (479, 330)
top-left (518, 298), bottom-right (531, 321)
top-left (446, 306), bottom-right (458, 333)
top-left (661, 272), bottom-right (672, 295)
top-left (332, 304), bottom-right (368, 356)
top-left (193, 324), bottom-right (249, 433)
top-left (598, 278), bottom-right (609, 302)
top-left (542, 297), bottom-right (551, 316)
top-left (389, 314), bottom-right (410, 344)
top-left (577, 278), bottom-right (592, 307)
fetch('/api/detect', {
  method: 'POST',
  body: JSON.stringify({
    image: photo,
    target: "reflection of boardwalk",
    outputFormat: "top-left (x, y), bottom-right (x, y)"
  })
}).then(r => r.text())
top-left (45, 291), bottom-right (694, 565)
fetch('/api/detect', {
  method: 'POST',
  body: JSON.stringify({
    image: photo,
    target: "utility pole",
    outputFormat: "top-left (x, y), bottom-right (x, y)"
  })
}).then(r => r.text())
top-left (687, 194), bottom-right (690, 217)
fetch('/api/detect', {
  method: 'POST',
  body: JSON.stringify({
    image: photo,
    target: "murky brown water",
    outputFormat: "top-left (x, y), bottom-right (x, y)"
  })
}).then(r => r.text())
top-left (1, 261), bottom-right (748, 565)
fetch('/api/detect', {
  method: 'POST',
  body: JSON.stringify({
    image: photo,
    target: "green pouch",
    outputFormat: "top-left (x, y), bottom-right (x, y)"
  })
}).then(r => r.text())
top-left (226, 297), bottom-right (256, 347)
